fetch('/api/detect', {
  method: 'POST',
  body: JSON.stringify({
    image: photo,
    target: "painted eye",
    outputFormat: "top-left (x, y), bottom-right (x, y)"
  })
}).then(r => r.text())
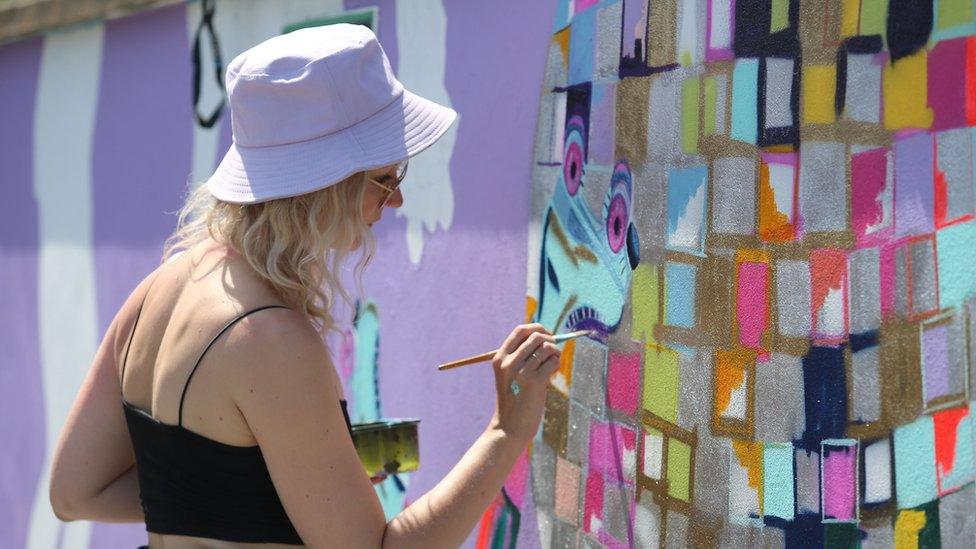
top-left (563, 115), bottom-right (586, 196)
top-left (606, 160), bottom-right (633, 253)
top-left (607, 194), bottom-right (628, 253)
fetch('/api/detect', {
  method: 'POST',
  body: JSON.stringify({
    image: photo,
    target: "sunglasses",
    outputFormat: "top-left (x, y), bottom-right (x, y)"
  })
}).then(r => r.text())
top-left (366, 161), bottom-right (409, 208)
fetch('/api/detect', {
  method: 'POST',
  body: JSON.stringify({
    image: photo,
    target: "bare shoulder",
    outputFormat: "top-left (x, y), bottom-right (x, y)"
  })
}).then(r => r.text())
top-left (110, 263), bottom-right (167, 361)
top-left (221, 308), bottom-right (338, 405)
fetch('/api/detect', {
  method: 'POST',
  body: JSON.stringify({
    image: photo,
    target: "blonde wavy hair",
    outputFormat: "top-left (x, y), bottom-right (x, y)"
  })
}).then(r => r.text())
top-left (161, 173), bottom-right (375, 338)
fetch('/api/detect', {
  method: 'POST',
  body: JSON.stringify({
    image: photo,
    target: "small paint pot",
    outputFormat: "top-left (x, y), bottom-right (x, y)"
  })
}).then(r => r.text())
top-left (351, 418), bottom-right (420, 477)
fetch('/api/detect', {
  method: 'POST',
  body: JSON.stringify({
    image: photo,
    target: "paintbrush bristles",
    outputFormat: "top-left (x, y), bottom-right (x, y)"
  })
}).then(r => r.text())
top-left (436, 330), bottom-right (595, 371)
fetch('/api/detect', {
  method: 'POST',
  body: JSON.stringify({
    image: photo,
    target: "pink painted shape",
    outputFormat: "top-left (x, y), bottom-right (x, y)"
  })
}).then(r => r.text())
top-left (737, 262), bottom-right (769, 349)
top-left (822, 445), bottom-right (857, 520)
top-left (575, 0), bottom-right (600, 13)
top-left (583, 469), bottom-right (605, 534)
top-left (503, 447), bottom-right (530, 508)
top-left (554, 457), bottom-right (581, 525)
top-left (928, 38), bottom-right (970, 131)
top-left (705, 0), bottom-right (737, 61)
top-left (607, 352), bottom-right (640, 415)
top-left (851, 147), bottom-right (891, 247)
top-left (589, 421), bottom-right (638, 482)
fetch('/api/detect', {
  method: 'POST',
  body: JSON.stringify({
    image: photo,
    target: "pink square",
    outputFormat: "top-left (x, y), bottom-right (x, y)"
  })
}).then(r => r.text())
top-left (607, 352), bottom-right (640, 415)
top-left (554, 457), bottom-right (581, 526)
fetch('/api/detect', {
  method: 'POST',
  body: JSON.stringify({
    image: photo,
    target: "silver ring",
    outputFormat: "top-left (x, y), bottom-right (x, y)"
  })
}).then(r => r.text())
top-left (530, 351), bottom-right (540, 364)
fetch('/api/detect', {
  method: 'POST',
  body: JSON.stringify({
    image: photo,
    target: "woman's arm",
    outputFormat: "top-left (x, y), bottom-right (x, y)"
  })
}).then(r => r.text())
top-left (381, 326), bottom-right (559, 547)
top-left (55, 465), bottom-right (143, 523)
top-left (231, 313), bottom-right (559, 548)
top-left (49, 274), bottom-right (155, 522)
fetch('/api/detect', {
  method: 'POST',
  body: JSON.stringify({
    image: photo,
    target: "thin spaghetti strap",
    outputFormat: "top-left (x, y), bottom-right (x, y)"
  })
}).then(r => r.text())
top-left (178, 304), bottom-right (290, 426)
top-left (120, 272), bottom-right (162, 388)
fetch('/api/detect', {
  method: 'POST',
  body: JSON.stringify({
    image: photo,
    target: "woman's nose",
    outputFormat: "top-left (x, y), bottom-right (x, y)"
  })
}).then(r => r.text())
top-left (385, 188), bottom-right (404, 209)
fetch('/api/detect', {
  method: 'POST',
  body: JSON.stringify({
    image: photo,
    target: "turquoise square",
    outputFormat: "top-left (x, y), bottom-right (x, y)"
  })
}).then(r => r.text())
top-left (665, 262), bottom-right (697, 328)
top-left (731, 58), bottom-right (759, 144)
top-left (763, 443), bottom-right (795, 519)
top-left (893, 416), bottom-right (938, 508)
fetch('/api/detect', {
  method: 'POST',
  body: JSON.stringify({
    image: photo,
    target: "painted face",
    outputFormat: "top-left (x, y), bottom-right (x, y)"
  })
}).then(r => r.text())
top-left (535, 159), bottom-right (640, 341)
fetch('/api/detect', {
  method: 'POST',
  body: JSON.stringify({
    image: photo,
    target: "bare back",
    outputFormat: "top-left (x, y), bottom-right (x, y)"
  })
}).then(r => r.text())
top-left (118, 238), bottom-right (342, 548)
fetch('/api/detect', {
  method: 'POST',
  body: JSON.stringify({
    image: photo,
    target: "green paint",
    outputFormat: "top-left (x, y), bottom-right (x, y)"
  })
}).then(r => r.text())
top-left (770, 0), bottom-right (790, 33)
top-left (631, 264), bottom-right (660, 345)
top-left (936, 0), bottom-right (974, 30)
top-left (643, 345), bottom-right (679, 422)
top-left (823, 523), bottom-right (861, 548)
top-left (666, 438), bottom-right (692, 501)
top-left (704, 77), bottom-right (718, 136)
top-left (859, 0), bottom-right (889, 40)
top-left (282, 8), bottom-right (377, 34)
top-left (682, 77), bottom-right (700, 155)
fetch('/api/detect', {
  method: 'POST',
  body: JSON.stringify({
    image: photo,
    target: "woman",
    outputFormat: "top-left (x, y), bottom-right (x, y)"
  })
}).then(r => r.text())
top-left (48, 24), bottom-right (560, 547)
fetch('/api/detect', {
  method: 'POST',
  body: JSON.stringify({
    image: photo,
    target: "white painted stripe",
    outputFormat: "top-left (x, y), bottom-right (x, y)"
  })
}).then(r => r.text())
top-left (396, 0), bottom-right (458, 264)
top-left (27, 22), bottom-right (104, 549)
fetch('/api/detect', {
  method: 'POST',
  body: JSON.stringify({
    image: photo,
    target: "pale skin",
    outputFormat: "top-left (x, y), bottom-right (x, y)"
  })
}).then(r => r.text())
top-left (48, 164), bottom-right (562, 548)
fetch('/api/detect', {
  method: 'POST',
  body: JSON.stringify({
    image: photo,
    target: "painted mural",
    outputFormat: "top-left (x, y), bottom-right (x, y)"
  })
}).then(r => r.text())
top-left (521, 0), bottom-right (976, 547)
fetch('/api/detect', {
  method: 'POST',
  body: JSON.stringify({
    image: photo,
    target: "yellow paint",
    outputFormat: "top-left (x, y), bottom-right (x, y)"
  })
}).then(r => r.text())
top-left (715, 348), bottom-right (749, 418)
top-left (630, 263), bottom-right (660, 345)
top-left (757, 161), bottom-right (797, 242)
top-left (550, 338), bottom-right (575, 395)
top-left (732, 440), bottom-right (764, 514)
top-left (841, 0), bottom-right (861, 37)
top-left (802, 65), bottom-right (837, 124)
top-left (554, 27), bottom-right (571, 68)
top-left (883, 51), bottom-right (934, 130)
top-left (894, 509), bottom-right (927, 549)
top-left (525, 296), bottom-right (537, 323)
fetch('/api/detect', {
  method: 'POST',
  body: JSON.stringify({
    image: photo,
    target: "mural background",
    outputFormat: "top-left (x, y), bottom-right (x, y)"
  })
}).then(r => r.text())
top-left (519, 0), bottom-right (976, 547)
top-left (0, 0), bottom-right (556, 547)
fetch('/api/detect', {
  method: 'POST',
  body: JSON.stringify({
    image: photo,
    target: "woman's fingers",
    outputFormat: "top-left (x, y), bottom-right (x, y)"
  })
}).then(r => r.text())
top-left (506, 331), bottom-right (556, 371)
top-left (498, 323), bottom-right (549, 356)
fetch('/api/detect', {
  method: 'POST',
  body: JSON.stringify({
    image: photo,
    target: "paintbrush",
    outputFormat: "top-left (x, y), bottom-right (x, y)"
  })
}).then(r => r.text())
top-left (437, 330), bottom-right (594, 371)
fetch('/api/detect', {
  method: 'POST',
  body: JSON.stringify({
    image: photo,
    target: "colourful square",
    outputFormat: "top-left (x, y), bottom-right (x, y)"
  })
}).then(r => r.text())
top-left (555, 457), bottom-right (582, 525)
top-left (666, 166), bottom-right (709, 254)
top-left (666, 438), bottom-right (692, 502)
top-left (607, 351), bottom-right (640, 415)
top-left (665, 262), bottom-right (697, 328)
top-left (763, 443), bottom-right (795, 519)
top-left (821, 440), bottom-right (858, 522)
top-left (893, 416), bottom-right (938, 509)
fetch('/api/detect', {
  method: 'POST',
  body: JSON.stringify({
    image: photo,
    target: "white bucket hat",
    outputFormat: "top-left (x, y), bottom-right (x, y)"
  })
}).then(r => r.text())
top-left (206, 24), bottom-right (457, 204)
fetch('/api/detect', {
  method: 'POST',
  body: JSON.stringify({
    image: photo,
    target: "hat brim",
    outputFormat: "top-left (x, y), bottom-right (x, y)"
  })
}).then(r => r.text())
top-left (206, 88), bottom-right (457, 204)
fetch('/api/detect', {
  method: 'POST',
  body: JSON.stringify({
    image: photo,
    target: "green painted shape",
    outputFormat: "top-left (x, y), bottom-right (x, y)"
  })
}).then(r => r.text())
top-left (936, 0), bottom-right (974, 30)
top-left (770, 0), bottom-right (790, 33)
top-left (823, 523), bottom-right (861, 548)
top-left (704, 77), bottom-right (718, 136)
top-left (631, 264), bottom-right (660, 344)
top-left (682, 77), bottom-right (700, 155)
top-left (860, 0), bottom-right (889, 39)
top-left (643, 345), bottom-right (679, 422)
top-left (666, 438), bottom-right (692, 501)
top-left (915, 500), bottom-right (943, 547)
top-left (283, 8), bottom-right (376, 34)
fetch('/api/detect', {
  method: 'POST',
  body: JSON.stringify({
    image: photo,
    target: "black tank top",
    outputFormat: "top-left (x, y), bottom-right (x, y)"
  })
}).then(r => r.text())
top-left (120, 293), bottom-right (353, 545)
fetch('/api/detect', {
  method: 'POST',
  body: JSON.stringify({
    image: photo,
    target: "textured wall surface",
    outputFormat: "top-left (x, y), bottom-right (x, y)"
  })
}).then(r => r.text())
top-left (0, 1), bottom-right (556, 547)
top-left (515, 0), bottom-right (976, 547)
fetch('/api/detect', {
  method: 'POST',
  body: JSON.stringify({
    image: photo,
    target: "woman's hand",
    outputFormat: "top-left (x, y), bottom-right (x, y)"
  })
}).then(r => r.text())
top-left (488, 323), bottom-right (561, 443)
